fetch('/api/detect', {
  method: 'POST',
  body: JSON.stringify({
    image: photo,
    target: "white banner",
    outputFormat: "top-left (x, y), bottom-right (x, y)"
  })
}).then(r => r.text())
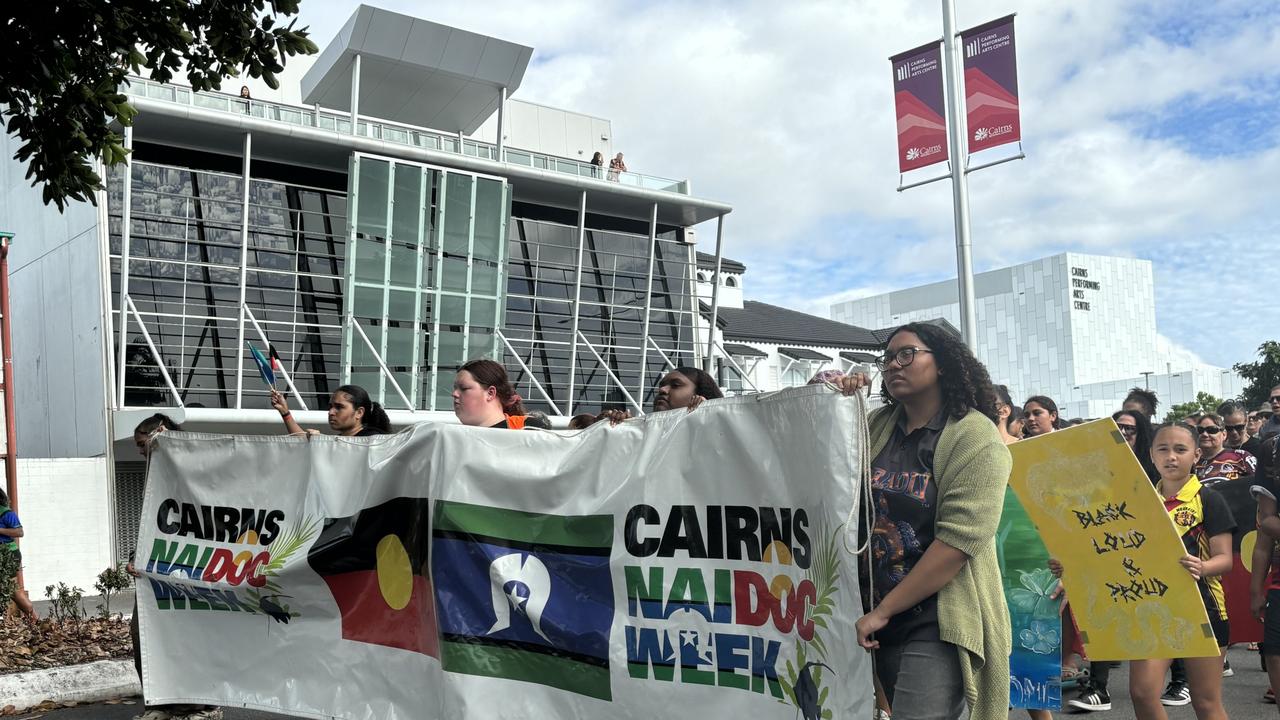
top-left (136, 386), bottom-right (872, 719)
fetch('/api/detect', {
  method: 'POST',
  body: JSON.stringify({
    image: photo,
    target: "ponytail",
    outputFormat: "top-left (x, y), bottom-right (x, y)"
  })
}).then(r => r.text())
top-left (365, 401), bottom-right (392, 434)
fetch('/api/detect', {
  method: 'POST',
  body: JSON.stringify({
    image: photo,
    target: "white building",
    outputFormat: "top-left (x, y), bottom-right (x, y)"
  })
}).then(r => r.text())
top-left (830, 252), bottom-right (1242, 419)
top-left (1, 6), bottom-right (730, 594)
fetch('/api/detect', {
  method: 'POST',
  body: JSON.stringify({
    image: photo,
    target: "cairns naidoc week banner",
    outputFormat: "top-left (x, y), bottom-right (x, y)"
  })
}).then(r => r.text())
top-left (135, 386), bottom-right (873, 720)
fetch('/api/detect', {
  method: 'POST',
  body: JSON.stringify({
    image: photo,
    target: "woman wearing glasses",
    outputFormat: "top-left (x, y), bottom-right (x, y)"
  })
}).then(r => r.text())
top-left (838, 322), bottom-right (1011, 720)
top-left (1194, 413), bottom-right (1257, 487)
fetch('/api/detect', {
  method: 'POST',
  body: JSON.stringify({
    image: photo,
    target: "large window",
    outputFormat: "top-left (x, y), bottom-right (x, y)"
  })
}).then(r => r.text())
top-left (109, 160), bottom-right (348, 409)
top-left (344, 155), bottom-right (510, 411)
top-left (502, 217), bottom-right (698, 412)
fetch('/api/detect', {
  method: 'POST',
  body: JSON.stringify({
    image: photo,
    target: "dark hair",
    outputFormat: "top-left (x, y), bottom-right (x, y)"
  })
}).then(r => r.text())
top-left (334, 384), bottom-right (392, 434)
top-left (134, 413), bottom-right (182, 435)
top-left (460, 359), bottom-right (527, 415)
top-left (568, 413), bottom-right (597, 430)
top-left (0, 488), bottom-right (8, 507)
top-left (1023, 395), bottom-right (1062, 429)
top-left (1113, 410), bottom-right (1159, 483)
top-left (1155, 422), bottom-right (1197, 446)
top-left (992, 384), bottom-right (1022, 431)
top-left (673, 367), bottom-right (723, 400)
top-left (1217, 400), bottom-right (1247, 419)
top-left (1124, 387), bottom-right (1159, 418)
top-left (880, 322), bottom-right (1000, 423)
top-left (523, 411), bottom-right (552, 430)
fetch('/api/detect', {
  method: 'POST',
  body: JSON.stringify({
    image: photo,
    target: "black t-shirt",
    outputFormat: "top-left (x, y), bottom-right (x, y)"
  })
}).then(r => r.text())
top-left (353, 426), bottom-right (385, 436)
top-left (867, 410), bottom-right (946, 644)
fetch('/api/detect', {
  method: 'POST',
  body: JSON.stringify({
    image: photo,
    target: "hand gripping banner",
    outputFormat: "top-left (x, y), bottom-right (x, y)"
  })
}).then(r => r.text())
top-left (135, 386), bottom-right (872, 720)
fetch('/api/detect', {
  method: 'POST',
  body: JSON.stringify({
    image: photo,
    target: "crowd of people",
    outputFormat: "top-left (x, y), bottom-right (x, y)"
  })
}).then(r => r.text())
top-left (105, 323), bottom-right (1280, 720)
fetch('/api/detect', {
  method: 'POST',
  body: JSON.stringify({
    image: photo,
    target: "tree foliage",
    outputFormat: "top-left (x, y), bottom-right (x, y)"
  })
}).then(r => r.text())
top-left (2, 1), bottom-right (319, 210)
top-left (1235, 341), bottom-right (1280, 411)
top-left (1163, 391), bottom-right (1224, 425)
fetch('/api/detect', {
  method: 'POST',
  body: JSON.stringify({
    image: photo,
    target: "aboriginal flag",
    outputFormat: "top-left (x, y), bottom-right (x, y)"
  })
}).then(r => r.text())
top-left (307, 497), bottom-right (438, 657)
top-left (432, 501), bottom-right (614, 700)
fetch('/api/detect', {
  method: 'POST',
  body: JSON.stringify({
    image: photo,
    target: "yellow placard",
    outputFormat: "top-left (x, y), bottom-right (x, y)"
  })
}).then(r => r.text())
top-left (1008, 419), bottom-right (1220, 660)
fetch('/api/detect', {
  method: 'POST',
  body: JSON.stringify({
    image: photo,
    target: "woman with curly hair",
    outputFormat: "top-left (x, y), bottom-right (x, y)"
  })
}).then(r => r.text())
top-left (839, 321), bottom-right (1011, 720)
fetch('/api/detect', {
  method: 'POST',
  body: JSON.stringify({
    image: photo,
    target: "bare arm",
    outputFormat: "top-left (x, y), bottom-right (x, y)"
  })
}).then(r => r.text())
top-left (1182, 533), bottom-right (1233, 579)
top-left (0, 527), bottom-right (22, 538)
top-left (1258, 494), bottom-right (1280, 538)
top-left (270, 389), bottom-right (306, 436)
top-left (1252, 532), bottom-right (1276, 620)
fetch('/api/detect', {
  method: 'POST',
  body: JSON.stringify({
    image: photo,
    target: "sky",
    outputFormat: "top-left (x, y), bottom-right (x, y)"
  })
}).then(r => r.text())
top-left (286, 0), bottom-right (1280, 369)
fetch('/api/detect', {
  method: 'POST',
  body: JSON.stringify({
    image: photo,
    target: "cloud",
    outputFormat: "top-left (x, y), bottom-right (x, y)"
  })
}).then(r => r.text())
top-left (289, 0), bottom-right (1280, 368)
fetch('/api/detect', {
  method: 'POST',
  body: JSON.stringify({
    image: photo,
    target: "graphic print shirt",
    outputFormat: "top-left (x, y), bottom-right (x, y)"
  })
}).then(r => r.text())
top-left (866, 410), bottom-right (946, 644)
top-left (1194, 448), bottom-right (1256, 487)
top-left (1164, 475), bottom-right (1236, 621)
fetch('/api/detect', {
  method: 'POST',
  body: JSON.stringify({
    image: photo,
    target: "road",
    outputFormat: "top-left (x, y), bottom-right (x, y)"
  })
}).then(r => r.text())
top-left (22, 647), bottom-right (1280, 720)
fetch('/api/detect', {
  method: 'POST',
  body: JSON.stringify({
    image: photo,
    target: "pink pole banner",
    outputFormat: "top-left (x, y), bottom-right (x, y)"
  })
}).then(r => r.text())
top-left (961, 15), bottom-right (1021, 153)
top-left (890, 41), bottom-right (948, 172)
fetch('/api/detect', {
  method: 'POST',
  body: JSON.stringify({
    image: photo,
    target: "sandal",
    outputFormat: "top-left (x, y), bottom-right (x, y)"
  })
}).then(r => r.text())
top-left (1061, 667), bottom-right (1089, 687)
top-left (1265, 687), bottom-right (1275, 704)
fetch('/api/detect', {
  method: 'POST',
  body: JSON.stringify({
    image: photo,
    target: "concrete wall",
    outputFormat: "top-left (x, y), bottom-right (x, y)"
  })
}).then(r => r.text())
top-left (0, 131), bottom-right (110, 459)
top-left (13, 457), bottom-right (113, 597)
top-left (472, 99), bottom-right (613, 163)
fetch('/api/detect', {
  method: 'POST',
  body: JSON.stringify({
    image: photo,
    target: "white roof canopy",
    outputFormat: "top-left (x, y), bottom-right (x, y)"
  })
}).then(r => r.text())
top-left (301, 5), bottom-right (533, 135)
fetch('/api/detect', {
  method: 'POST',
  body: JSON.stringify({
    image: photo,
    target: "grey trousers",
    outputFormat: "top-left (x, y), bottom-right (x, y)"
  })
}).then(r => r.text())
top-left (875, 639), bottom-right (967, 720)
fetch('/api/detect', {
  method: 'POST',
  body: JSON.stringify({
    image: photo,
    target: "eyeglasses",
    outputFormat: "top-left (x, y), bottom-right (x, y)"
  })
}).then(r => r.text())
top-left (1196, 426), bottom-right (1223, 435)
top-left (1116, 425), bottom-right (1137, 436)
top-left (875, 347), bottom-right (933, 371)
top-left (1270, 396), bottom-right (1280, 404)
top-left (1225, 424), bottom-right (1247, 433)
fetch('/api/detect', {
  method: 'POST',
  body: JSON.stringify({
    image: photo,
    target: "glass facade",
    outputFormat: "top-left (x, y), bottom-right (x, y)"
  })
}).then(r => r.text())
top-left (107, 149), bottom-right (699, 415)
top-left (108, 160), bottom-right (348, 410)
top-left (503, 217), bottom-right (698, 412)
top-left (345, 155), bottom-right (509, 411)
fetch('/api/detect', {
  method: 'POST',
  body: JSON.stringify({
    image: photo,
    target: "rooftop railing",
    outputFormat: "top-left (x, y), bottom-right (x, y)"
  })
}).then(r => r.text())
top-left (123, 77), bottom-right (689, 194)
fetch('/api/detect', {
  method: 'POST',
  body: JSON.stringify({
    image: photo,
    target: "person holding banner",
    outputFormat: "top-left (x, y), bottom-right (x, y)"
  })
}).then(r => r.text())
top-left (451, 358), bottom-right (532, 428)
top-left (270, 385), bottom-right (391, 437)
top-left (128, 414), bottom-right (223, 720)
top-left (1129, 423), bottom-right (1234, 720)
top-left (598, 366), bottom-right (723, 424)
top-left (840, 322), bottom-right (1012, 720)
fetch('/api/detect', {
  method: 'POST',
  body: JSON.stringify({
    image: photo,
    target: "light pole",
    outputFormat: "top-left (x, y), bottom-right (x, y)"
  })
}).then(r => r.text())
top-left (941, 0), bottom-right (977, 350)
top-left (1140, 371), bottom-right (1154, 389)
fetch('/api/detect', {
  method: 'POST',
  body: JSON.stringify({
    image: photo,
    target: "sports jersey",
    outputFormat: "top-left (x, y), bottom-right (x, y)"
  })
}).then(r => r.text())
top-left (1164, 475), bottom-right (1236, 621)
top-left (1194, 448), bottom-right (1257, 486)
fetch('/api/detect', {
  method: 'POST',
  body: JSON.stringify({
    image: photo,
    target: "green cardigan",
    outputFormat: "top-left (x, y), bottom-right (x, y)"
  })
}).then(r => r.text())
top-left (868, 405), bottom-right (1013, 720)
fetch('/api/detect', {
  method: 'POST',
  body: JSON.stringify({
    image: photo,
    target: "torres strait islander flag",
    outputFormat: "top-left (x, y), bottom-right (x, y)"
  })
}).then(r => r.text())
top-left (961, 15), bottom-right (1022, 154)
top-left (306, 496), bottom-right (438, 657)
top-left (431, 501), bottom-right (615, 700)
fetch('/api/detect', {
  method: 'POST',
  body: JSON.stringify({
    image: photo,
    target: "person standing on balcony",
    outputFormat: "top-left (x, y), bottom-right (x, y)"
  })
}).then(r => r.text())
top-left (608, 152), bottom-right (626, 181)
top-left (239, 85), bottom-right (251, 99)
top-left (590, 151), bottom-right (605, 179)
top-left (270, 385), bottom-right (391, 437)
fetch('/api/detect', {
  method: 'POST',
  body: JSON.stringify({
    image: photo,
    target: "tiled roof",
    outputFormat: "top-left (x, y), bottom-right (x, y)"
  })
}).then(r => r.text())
top-left (713, 301), bottom-right (881, 348)
top-left (871, 318), bottom-right (962, 344)
top-left (696, 252), bottom-right (747, 275)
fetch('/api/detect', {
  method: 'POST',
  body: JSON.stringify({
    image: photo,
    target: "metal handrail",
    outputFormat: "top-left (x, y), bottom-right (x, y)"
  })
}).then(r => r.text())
top-left (347, 317), bottom-right (414, 411)
top-left (123, 296), bottom-right (185, 408)
top-left (121, 76), bottom-right (689, 194)
top-left (576, 330), bottom-right (643, 415)
top-left (497, 330), bottom-right (564, 417)
top-left (645, 336), bottom-right (678, 372)
top-left (242, 304), bottom-right (308, 411)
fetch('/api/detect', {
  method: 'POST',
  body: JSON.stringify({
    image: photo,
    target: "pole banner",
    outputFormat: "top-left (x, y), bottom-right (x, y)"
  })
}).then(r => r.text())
top-left (135, 386), bottom-right (872, 720)
top-left (890, 40), bottom-right (948, 172)
top-left (961, 15), bottom-right (1021, 153)
top-left (1008, 419), bottom-right (1220, 661)
top-left (998, 487), bottom-right (1061, 710)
